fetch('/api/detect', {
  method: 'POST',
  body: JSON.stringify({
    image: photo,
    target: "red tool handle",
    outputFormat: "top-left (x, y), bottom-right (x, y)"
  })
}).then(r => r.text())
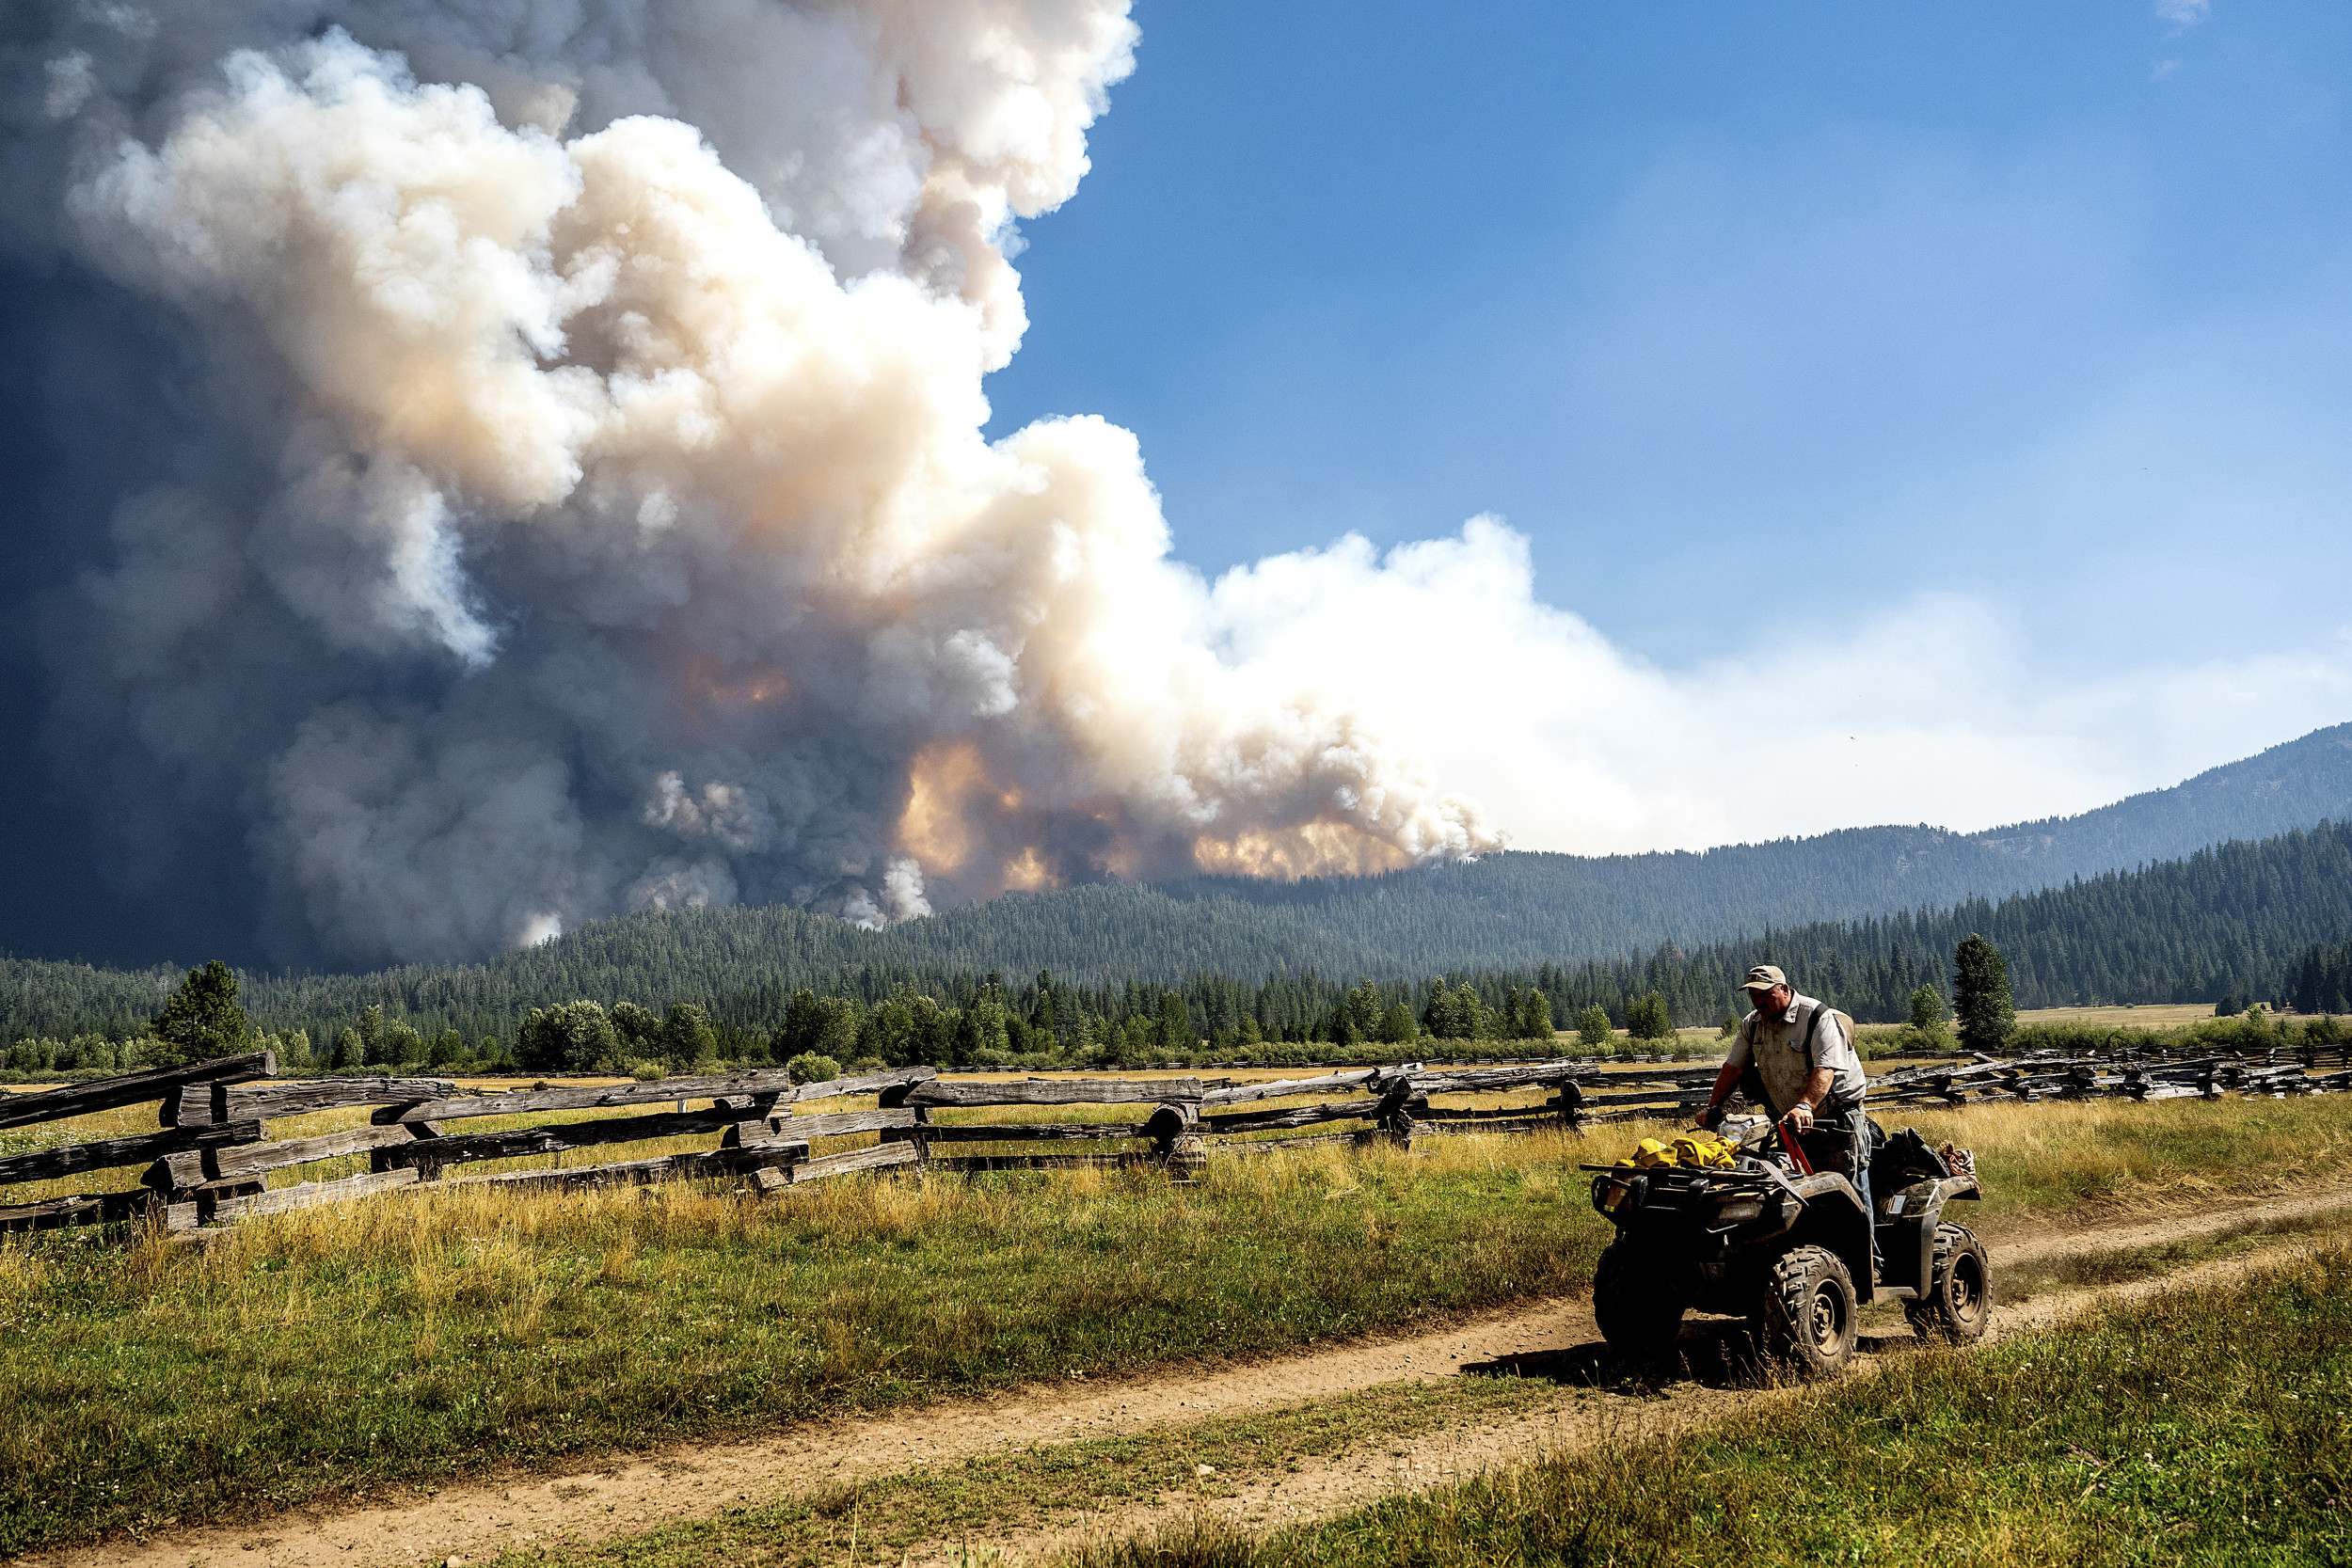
top-left (1777, 1115), bottom-right (1815, 1176)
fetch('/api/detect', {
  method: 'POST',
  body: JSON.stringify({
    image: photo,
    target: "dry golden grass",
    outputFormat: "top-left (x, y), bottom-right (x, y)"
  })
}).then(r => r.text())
top-left (2013, 1002), bottom-right (2231, 1029)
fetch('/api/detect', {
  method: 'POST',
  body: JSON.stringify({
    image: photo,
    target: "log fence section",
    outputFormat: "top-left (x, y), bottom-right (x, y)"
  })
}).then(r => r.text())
top-left (10, 1042), bottom-right (2352, 1235)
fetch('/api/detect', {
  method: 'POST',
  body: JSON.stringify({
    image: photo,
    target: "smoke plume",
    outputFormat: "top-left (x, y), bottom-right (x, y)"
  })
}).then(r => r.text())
top-left (2, 2), bottom-right (1498, 964)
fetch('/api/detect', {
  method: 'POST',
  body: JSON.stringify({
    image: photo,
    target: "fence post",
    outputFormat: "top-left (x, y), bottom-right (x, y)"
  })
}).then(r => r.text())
top-left (1145, 1101), bottom-right (1202, 1179)
top-left (1375, 1081), bottom-right (1426, 1148)
top-left (880, 1080), bottom-right (930, 1165)
top-left (1552, 1081), bottom-right (1586, 1135)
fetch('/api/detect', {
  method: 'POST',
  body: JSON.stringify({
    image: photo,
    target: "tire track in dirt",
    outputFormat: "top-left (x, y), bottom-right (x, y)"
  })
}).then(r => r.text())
top-left (32, 1184), bottom-right (2352, 1568)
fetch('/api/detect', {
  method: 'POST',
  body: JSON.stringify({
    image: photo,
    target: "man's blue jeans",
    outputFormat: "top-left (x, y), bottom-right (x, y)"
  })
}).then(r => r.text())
top-left (1798, 1104), bottom-right (1876, 1276)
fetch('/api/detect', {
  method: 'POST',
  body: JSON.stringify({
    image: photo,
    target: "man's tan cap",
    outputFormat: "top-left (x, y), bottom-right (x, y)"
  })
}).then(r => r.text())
top-left (1738, 964), bottom-right (1788, 992)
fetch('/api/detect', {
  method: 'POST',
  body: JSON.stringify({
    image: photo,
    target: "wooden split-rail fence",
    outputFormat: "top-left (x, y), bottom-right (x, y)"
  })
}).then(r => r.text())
top-left (4, 1043), bottom-right (2348, 1236)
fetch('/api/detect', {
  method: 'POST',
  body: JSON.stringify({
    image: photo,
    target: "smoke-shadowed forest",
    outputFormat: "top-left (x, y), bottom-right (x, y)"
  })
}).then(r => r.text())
top-left (6, 818), bottom-right (2347, 1061)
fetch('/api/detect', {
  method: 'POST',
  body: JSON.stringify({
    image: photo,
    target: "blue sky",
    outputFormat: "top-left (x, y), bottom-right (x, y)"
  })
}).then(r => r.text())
top-left (978, 0), bottom-right (2352, 845)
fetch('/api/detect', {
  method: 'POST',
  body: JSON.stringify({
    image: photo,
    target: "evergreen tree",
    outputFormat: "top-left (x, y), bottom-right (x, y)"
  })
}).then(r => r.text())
top-left (610, 1002), bottom-right (662, 1055)
top-left (1516, 989), bottom-right (1553, 1039)
top-left (1951, 934), bottom-right (2017, 1053)
top-left (1626, 991), bottom-right (1675, 1041)
top-left (1029, 970), bottom-right (1058, 1044)
top-left (660, 1003), bottom-right (720, 1069)
top-left (516, 1001), bottom-right (621, 1072)
top-left (1908, 985), bottom-right (1945, 1033)
top-left (1377, 1002), bottom-right (1419, 1044)
top-left (1156, 990), bottom-right (1197, 1054)
top-left (148, 960), bottom-right (250, 1067)
top-left (382, 1020), bottom-right (423, 1067)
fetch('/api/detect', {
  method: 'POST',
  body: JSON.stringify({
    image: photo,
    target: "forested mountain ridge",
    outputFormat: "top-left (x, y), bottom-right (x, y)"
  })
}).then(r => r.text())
top-left (6, 819), bottom-right (2349, 1048)
top-left (1970, 721), bottom-right (2352, 869)
top-left (1158, 721), bottom-right (2352, 957)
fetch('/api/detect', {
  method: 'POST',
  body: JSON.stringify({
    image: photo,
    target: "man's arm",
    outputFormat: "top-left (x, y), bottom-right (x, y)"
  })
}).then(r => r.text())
top-left (1788, 1009), bottom-right (1856, 1132)
top-left (1786, 1066), bottom-right (1835, 1132)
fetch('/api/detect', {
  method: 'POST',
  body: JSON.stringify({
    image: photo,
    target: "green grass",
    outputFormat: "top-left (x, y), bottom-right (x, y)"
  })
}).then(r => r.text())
top-left (7, 1093), bottom-right (2352, 1556)
top-left (1086, 1245), bottom-right (2352, 1568)
top-left (0, 1138), bottom-right (1600, 1554)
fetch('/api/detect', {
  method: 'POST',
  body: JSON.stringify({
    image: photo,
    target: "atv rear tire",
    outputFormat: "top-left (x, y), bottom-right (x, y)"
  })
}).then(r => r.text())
top-left (1755, 1243), bottom-right (1857, 1377)
top-left (1594, 1241), bottom-right (1686, 1361)
top-left (1904, 1223), bottom-right (1990, 1343)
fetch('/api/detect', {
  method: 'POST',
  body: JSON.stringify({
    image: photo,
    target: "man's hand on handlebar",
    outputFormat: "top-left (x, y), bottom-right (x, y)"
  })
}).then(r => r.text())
top-left (1786, 1100), bottom-right (1816, 1134)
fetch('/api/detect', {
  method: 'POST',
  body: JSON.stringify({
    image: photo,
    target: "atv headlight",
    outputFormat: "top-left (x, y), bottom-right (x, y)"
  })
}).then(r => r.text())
top-left (1711, 1196), bottom-right (1765, 1224)
top-left (1592, 1174), bottom-right (1645, 1215)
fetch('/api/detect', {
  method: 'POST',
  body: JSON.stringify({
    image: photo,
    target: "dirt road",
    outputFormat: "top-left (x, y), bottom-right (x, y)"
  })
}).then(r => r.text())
top-left (32, 1185), bottom-right (2352, 1568)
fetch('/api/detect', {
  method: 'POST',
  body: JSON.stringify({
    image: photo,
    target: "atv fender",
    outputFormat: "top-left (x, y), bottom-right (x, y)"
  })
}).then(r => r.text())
top-left (1787, 1172), bottom-right (1876, 1303)
top-left (1876, 1175), bottom-right (1980, 1296)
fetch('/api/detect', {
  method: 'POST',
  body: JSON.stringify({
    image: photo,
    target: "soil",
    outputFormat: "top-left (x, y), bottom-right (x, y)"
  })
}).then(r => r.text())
top-left (28, 1184), bottom-right (2352, 1568)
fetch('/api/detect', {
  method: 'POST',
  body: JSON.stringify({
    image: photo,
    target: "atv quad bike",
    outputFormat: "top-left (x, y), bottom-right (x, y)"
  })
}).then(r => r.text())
top-left (1586, 1117), bottom-right (1987, 1376)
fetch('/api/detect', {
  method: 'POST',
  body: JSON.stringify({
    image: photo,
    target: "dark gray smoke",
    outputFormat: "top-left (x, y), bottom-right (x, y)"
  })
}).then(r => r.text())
top-left (0, 2), bottom-right (1496, 968)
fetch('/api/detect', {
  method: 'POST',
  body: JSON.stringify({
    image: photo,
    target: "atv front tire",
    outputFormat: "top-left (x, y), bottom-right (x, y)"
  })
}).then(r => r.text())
top-left (1756, 1243), bottom-right (1857, 1377)
top-left (1904, 1223), bottom-right (1990, 1343)
top-left (1593, 1241), bottom-right (1686, 1361)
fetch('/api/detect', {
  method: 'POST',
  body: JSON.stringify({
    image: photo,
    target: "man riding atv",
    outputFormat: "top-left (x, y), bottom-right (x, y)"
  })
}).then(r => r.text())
top-left (1700, 964), bottom-right (1874, 1236)
top-left (1586, 964), bottom-right (1990, 1374)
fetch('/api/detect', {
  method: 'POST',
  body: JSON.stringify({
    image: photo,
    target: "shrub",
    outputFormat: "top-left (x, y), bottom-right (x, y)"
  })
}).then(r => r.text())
top-left (786, 1052), bottom-right (841, 1085)
top-left (1576, 1005), bottom-right (1613, 1051)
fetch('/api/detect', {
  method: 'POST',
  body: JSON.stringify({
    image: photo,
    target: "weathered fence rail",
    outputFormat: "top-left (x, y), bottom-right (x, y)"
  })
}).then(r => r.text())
top-left (7, 1040), bottom-right (2351, 1237)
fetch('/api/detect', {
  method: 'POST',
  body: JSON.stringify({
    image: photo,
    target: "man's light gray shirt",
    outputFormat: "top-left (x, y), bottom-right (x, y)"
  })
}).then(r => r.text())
top-left (1724, 990), bottom-right (1869, 1116)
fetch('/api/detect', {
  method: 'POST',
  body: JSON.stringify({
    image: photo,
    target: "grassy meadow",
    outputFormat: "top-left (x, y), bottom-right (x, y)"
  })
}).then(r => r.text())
top-left (1084, 1245), bottom-right (2352, 1568)
top-left (4, 1082), bottom-right (2351, 1551)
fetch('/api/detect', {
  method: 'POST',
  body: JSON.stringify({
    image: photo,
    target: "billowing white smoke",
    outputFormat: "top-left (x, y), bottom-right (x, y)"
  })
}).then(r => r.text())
top-left (17, 2), bottom-right (1497, 963)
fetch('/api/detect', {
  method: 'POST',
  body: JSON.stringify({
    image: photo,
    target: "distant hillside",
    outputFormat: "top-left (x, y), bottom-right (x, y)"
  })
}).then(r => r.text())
top-left (1163, 721), bottom-right (2352, 958)
top-left (6, 819), bottom-right (2350, 1044)
top-left (1969, 721), bottom-right (2352, 869)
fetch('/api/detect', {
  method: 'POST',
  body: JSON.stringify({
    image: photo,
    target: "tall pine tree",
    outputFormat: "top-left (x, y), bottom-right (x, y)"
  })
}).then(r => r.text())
top-left (148, 960), bottom-right (250, 1068)
top-left (1951, 934), bottom-right (2016, 1054)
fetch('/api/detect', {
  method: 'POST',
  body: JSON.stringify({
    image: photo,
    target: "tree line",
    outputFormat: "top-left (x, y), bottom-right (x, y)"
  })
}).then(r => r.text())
top-left (5, 820), bottom-right (2349, 1072)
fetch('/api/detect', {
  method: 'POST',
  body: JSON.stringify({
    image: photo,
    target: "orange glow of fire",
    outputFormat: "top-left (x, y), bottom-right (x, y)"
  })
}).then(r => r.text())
top-left (1189, 822), bottom-right (1412, 880)
top-left (897, 741), bottom-right (990, 874)
top-left (703, 665), bottom-right (791, 710)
